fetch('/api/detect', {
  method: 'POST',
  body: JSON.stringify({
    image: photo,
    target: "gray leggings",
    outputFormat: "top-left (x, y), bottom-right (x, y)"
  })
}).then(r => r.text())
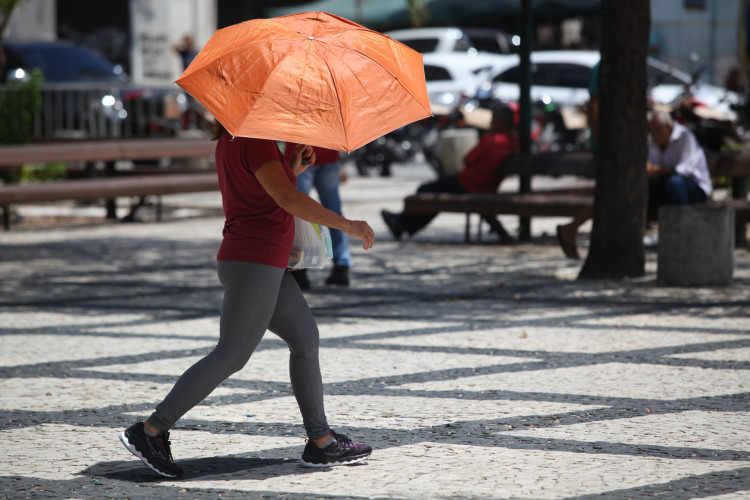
top-left (148, 260), bottom-right (331, 440)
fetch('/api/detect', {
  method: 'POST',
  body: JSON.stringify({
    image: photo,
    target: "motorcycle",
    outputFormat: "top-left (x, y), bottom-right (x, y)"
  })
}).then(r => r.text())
top-left (351, 121), bottom-right (425, 177)
top-left (671, 96), bottom-right (741, 154)
top-left (654, 59), bottom-right (742, 154)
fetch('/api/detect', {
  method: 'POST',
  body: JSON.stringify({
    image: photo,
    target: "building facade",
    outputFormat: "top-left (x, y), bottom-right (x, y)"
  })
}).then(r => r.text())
top-left (6, 0), bottom-right (217, 85)
top-left (5, 0), bottom-right (746, 88)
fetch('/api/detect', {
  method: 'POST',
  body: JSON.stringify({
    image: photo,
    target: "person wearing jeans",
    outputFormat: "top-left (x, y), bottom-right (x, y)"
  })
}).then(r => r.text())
top-left (285, 145), bottom-right (352, 288)
top-left (646, 109), bottom-right (711, 220)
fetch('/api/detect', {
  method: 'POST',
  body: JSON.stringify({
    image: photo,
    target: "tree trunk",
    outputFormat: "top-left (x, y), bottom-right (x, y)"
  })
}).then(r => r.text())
top-left (578, 0), bottom-right (650, 280)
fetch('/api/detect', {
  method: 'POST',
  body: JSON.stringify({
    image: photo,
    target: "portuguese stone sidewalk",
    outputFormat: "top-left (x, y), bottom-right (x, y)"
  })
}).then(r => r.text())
top-left (1, 161), bottom-right (749, 499)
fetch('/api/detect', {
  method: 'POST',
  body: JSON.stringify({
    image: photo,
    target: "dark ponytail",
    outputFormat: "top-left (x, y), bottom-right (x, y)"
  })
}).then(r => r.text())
top-left (210, 119), bottom-right (225, 141)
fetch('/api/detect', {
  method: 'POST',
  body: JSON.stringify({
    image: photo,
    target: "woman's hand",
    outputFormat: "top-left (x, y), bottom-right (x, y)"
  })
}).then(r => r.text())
top-left (344, 220), bottom-right (375, 250)
top-left (289, 144), bottom-right (316, 176)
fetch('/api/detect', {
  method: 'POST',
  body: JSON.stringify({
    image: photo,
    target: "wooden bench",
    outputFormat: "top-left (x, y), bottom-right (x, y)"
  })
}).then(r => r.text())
top-left (0, 138), bottom-right (217, 229)
top-left (0, 138), bottom-right (215, 166)
top-left (403, 151), bottom-right (750, 244)
top-left (404, 152), bottom-right (595, 242)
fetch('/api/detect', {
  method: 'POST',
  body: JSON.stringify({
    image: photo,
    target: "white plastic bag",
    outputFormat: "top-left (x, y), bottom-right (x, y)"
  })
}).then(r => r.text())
top-left (288, 217), bottom-right (333, 269)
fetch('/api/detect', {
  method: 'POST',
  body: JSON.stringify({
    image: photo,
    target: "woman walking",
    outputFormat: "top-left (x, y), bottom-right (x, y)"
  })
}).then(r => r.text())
top-left (119, 120), bottom-right (375, 477)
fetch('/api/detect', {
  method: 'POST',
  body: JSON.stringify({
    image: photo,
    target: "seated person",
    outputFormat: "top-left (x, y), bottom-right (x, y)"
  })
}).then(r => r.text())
top-left (646, 108), bottom-right (712, 219)
top-left (381, 104), bottom-right (518, 243)
top-left (557, 107), bottom-right (712, 258)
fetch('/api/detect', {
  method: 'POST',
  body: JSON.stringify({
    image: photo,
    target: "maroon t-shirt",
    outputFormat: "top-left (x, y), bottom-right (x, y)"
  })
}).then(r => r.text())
top-left (215, 135), bottom-right (296, 268)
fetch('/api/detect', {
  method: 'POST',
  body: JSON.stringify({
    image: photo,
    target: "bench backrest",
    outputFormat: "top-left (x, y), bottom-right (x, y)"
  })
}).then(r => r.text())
top-left (499, 152), bottom-right (750, 179)
top-left (498, 152), bottom-right (595, 177)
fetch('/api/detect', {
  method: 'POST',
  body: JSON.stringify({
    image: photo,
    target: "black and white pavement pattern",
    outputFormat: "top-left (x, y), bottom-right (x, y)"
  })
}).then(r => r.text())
top-left (1, 163), bottom-right (748, 499)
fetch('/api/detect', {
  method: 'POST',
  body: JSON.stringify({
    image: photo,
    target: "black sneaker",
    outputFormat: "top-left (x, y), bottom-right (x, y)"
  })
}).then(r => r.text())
top-left (381, 210), bottom-right (405, 240)
top-left (300, 431), bottom-right (372, 467)
top-left (119, 421), bottom-right (183, 478)
top-left (325, 265), bottom-right (350, 286)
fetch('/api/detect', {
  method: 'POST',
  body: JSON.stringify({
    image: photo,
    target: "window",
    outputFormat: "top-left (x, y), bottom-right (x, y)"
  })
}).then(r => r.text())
top-left (7, 43), bottom-right (120, 82)
top-left (495, 62), bottom-right (591, 89)
top-left (493, 66), bottom-right (520, 84)
top-left (424, 65), bottom-right (452, 82)
top-left (647, 64), bottom-right (687, 86)
top-left (534, 63), bottom-right (591, 88)
top-left (468, 35), bottom-right (509, 54)
top-left (398, 38), bottom-right (439, 54)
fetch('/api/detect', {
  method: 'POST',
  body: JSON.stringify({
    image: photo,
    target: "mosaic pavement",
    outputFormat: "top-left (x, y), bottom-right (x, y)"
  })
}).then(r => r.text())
top-left (1, 164), bottom-right (749, 499)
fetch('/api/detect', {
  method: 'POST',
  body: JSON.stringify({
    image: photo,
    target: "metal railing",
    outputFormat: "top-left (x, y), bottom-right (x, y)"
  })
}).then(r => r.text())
top-left (0, 82), bottom-right (204, 142)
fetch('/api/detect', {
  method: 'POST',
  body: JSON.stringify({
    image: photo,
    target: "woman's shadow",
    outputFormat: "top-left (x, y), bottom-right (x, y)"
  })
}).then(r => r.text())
top-left (81, 453), bottom-right (353, 482)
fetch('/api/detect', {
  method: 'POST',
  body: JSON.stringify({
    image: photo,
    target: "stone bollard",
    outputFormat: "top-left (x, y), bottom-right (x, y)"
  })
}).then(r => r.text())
top-left (657, 204), bottom-right (735, 286)
top-left (438, 128), bottom-right (478, 174)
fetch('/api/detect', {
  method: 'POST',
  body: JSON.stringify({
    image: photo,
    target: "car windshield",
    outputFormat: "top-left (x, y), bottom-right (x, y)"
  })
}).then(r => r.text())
top-left (398, 38), bottom-right (439, 53)
top-left (8, 43), bottom-right (122, 83)
top-left (424, 64), bottom-right (452, 82)
top-left (647, 59), bottom-right (690, 87)
top-left (468, 36), bottom-right (506, 54)
top-left (493, 62), bottom-right (591, 88)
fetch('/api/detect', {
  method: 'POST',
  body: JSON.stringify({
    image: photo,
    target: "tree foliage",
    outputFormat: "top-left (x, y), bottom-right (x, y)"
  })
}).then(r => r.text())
top-left (0, 67), bottom-right (42, 145)
top-left (406, 0), bottom-right (429, 27)
top-left (0, 0), bottom-right (27, 77)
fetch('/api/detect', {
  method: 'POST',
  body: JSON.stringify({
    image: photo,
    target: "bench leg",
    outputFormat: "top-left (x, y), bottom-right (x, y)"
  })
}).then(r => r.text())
top-left (2, 205), bottom-right (9, 231)
top-left (733, 177), bottom-right (748, 247)
top-left (105, 161), bottom-right (117, 219)
top-left (105, 199), bottom-right (118, 219)
top-left (464, 213), bottom-right (471, 243)
top-left (519, 174), bottom-right (532, 241)
top-left (123, 197), bottom-right (147, 222)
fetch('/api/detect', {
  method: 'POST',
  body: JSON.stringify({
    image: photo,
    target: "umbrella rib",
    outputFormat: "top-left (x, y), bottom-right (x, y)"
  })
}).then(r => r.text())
top-left (318, 56), bottom-right (350, 150)
top-left (324, 44), bottom-right (432, 146)
top-left (345, 45), bottom-right (432, 117)
top-left (322, 29), bottom-right (432, 120)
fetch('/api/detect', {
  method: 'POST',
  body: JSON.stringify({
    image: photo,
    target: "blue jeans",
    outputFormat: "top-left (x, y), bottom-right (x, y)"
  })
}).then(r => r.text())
top-left (296, 161), bottom-right (352, 267)
top-left (664, 174), bottom-right (707, 204)
top-left (648, 173), bottom-right (708, 220)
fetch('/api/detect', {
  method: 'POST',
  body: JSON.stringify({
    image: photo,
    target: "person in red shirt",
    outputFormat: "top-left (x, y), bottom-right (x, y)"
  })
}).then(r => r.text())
top-left (381, 104), bottom-right (518, 242)
top-left (119, 120), bottom-right (375, 477)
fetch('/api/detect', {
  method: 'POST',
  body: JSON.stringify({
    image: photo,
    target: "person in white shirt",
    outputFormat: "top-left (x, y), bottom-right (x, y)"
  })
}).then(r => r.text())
top-left (646, 109), bottom-right (712, 219)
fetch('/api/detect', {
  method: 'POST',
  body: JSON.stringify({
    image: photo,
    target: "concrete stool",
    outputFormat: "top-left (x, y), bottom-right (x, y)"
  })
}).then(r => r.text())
top-left (657, 204), bottom-right (735, 286)
top-left (438, 128), bottom-right (478, 174)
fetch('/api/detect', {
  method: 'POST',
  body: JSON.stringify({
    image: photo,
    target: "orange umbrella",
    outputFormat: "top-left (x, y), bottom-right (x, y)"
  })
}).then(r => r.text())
top-left (176, 11), bottom-right (431, 152)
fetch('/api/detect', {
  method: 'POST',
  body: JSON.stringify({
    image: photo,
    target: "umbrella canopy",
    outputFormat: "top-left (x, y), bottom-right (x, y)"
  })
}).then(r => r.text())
top-left (176, 11), bottom-right (431, 152)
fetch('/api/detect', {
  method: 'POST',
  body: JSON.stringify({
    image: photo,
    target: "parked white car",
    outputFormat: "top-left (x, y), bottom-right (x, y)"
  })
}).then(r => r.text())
top-left (386, 27), bottom-right (515, 56)
top-left (488, 50), bottom-right (741, 119)
top-left (421, 52), bottom-right (513, 111)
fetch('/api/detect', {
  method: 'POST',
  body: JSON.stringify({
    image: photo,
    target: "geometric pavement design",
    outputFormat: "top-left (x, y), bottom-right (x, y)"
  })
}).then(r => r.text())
top-left (1, 169), bottom-right (749, 499)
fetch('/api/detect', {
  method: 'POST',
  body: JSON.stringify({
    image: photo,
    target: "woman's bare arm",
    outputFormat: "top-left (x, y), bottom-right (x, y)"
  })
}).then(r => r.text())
top-left (255, 159), bottom-right (374, 250)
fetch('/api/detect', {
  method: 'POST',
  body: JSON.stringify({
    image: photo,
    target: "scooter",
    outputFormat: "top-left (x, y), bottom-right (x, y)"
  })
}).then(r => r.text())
top-left (351, 121), bottom-right (424, 177)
